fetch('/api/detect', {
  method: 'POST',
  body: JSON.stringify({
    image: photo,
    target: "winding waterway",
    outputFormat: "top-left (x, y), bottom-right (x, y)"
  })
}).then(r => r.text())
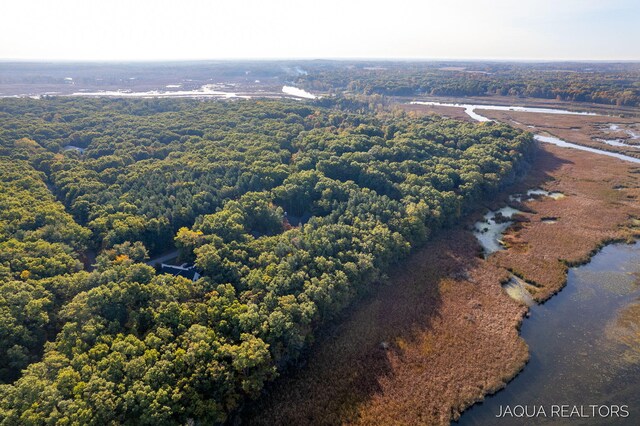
top-left (410, 101), bottom-right (640, 164)
top-left (67, 85), bottom-right (250, 99)
top-left (418, 100), bottom-right (640, 424)
top-left (534, 135), bottom-right (640, 164)
top-left (7, 85), bottom-right (320, 100)
top-left (458, 242), bottom-right (640, 425)
top-left (410, 101), bottom-right (597, 119)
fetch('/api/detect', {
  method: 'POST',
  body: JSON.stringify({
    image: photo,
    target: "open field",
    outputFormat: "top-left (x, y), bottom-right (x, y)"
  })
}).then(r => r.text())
top-left (240, 112), bottom-right (640, 424)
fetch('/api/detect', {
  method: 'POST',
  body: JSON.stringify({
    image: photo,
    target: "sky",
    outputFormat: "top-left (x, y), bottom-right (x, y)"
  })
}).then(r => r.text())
top-left (1, 0), bottom-right (639, 61)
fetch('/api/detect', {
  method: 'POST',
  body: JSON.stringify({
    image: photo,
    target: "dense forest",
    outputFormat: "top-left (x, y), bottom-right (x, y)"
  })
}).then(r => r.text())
top-left (2, 61), bottom-right (638, 108)
top-left (0, 97), bottom-right (534, 424)
top-left (294, 62), bottom-right (640, 107)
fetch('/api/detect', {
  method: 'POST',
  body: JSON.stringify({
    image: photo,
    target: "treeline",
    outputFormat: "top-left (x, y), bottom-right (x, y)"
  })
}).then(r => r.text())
top-left (0, 98), bottom-right (534, 424)
top-left (295, 62), bottom-right (640, 107)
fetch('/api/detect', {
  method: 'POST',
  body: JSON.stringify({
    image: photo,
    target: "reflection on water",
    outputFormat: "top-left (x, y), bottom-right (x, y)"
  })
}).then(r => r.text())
top-left (510, 189), bottom-right (564, 203)
top-left (410, 101), bottom-right (597, 117)
top-left (473, 206), bottom-right (523, 255)
top-left (599, 139), bottom-right (637, 148)
top-left (409, 101), bottom-right (640, 164)
top-left (475, 189), bottom-right (565, 256)
top-left (525, 189), bottom-right (565, 200)
top-left (458, 242), bottom-right (640, 425)
top-left (606, 301), bottom-right (640, 366)
top-left (68, 84), bottom-right (250, 99)
top-left (534, 135), bottom-right (640, 164)
top-left (597, 124), bottom-right (640, 148)
top-left (604, 124), bottom-right (640, 141)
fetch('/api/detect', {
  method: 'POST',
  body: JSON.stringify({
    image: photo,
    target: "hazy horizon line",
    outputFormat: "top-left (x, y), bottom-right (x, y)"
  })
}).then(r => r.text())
top-left (1, 57), bottom-right (639, 64)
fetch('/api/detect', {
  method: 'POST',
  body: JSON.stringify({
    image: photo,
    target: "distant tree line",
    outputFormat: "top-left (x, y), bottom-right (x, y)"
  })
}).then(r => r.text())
top-left (295, 62), bottom-right (640, 107)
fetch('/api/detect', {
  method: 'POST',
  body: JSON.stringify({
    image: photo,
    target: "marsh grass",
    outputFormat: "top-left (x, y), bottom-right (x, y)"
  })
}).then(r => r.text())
top-left (240, 115), bottom-right (640, 426)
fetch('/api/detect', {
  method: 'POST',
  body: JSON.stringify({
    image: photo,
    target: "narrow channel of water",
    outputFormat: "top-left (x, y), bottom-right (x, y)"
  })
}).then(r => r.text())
top-left (410, 101), bottom-right (640, 164)
top-left (458, 241), bottom-right (640, 425)
top-left (599, 139), bottom-right (637, 148)
top-left (534, 135), bottom-right (640, 164)
top-left (410, 101), bottom-right (597, 117)
top-left (48, 85), bottom-right (320, 100)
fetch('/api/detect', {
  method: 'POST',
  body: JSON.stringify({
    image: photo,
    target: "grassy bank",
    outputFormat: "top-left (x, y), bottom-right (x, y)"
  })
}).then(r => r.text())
top-left (240, 120), bottom-right (640, 425)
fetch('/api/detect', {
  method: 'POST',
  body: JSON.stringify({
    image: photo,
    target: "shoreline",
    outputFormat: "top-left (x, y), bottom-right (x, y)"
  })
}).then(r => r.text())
top-left (401, 102), bottom-right (640, 161)
top-left (239, 113), bottom-right (640, 424)
top-left (458, 239), bottom-right (640, 424)
top-left (457, 140), bottom-right (640, 419)
top-left (400, 95), bottom-right (640, 117)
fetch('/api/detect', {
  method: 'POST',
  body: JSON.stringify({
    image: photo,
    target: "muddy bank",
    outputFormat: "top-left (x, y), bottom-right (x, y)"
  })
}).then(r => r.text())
top-left (239, 139), bottom-right (640, 424)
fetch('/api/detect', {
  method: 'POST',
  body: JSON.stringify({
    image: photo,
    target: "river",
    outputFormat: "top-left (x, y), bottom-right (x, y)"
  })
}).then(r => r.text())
top-left (458, 241), bottom-right (640, 425)
top-left (410, 101), bottom-right (640, 164)
top-left (67, 84), bottom-right (250, 99)
top-left (410, 101), bottom-right (597, 117)
top-left (10, 85), bottom-right (319, 100)
top-left (456, 99), bottom-right (640, 424)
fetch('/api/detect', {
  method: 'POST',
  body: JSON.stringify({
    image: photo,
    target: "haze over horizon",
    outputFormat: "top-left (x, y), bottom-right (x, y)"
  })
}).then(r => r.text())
top-left (2, 0), bottom-right (639, 62)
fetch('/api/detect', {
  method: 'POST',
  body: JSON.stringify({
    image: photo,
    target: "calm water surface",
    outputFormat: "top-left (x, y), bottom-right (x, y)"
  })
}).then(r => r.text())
top-left (410, 101), bottom-right (640, 164)
top-left (458, 242), bottom-right (640, 425)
